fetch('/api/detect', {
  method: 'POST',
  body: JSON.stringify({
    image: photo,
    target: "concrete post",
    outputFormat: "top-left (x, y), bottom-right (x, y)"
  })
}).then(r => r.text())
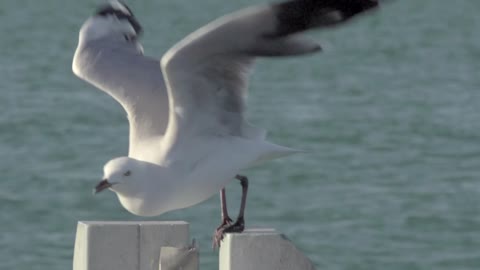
top-left (219, 228), bottom-right (316, 270)
top-left (160, 239), bottom-right (199, 270)
top-left (73, 221), bottom-right (190, 270)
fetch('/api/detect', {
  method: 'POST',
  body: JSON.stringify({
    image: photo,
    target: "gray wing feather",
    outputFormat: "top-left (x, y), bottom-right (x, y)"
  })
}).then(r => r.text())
top-left (160, 0), bottom-right (377, 143)
top-left (73, 38), bottom-right (169, 158)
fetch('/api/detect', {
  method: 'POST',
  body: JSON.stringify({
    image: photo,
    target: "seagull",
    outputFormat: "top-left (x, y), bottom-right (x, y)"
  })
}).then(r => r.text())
top-left (72, 0), bottom-right (378, 248)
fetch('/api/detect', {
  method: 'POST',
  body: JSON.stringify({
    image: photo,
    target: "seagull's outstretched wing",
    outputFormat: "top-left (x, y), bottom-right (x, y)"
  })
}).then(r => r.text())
top-left (161, 0), bottom-right (378, 143)
top-left (73, 38), bottom-right (169, 159)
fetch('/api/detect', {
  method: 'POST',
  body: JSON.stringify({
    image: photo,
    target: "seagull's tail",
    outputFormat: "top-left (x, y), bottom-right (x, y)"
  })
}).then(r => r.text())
top-left (248, 140), bottom-right (303, 168)
top-left (241, 122), bottom-right (302, 167)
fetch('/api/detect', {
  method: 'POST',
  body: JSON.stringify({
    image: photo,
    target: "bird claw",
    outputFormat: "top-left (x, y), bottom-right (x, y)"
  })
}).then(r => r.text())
top-left (219, 216), bottom-right (233, 228)
top-left (212, 217), bottom-right (245, 250)
top-left (212, 217), bottom-right (232, 250)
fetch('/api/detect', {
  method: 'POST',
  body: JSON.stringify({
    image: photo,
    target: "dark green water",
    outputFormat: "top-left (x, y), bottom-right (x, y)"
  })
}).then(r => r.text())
top-left (1, 0), bottom-right (479, 269)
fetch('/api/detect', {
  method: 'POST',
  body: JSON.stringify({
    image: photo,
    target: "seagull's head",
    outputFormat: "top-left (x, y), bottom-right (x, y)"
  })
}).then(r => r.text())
top-left (79, 0), bottom-right (143, 43)
top-left (95, 157), bottom-right (140, 194)
top-left (94, 157), bottom-right (172, 216)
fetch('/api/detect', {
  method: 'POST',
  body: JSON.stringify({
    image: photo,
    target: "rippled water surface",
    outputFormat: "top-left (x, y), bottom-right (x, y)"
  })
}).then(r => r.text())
top-left (1, 0), bottom-right (480, 269)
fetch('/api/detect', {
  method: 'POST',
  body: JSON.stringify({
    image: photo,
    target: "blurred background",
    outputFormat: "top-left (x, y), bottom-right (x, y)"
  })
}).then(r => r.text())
top-left (1, 0), bottom-right (480, 269)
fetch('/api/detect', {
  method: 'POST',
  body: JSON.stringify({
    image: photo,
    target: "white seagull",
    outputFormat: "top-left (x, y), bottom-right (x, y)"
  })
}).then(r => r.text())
top-left (72, 0), bottom-right (378, 247)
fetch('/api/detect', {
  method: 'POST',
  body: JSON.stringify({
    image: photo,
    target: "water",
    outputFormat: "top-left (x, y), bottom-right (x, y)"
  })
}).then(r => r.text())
top-left (1, 0), bottom-right (480, 269)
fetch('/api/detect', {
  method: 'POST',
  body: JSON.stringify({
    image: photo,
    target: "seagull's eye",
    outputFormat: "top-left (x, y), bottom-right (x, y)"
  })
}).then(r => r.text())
top-left (123, 170), bottom-right (131, 176)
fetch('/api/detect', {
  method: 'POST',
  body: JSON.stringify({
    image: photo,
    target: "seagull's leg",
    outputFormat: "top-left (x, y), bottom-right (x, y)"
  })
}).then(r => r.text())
top-left (224, 175), bottom-right (248, 233)
top-left (212, 188), bottom-right (233, 249)
top-left (219, 188), bottom-right (233, 228)
top-left (212, 175), bottom-right (249, 249)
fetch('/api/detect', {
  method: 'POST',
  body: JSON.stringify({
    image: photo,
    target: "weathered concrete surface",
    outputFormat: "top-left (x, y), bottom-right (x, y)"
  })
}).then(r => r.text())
top-left (73, 221), bottom-right (189, 270)
top-left (219, 228), bottom-right (316, 270)
top-left (160, 239), bottom-right (199, 270)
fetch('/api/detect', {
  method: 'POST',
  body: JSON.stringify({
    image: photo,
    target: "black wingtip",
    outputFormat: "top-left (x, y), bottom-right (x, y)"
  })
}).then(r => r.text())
top-left (271, 0), bottom-right (379, 37)
top-left (335, 0), bottom-right (379, 18)
top-left (95, 1), bottom-right (132, 16)
top-left (95, 1), bottom-right (143, 35)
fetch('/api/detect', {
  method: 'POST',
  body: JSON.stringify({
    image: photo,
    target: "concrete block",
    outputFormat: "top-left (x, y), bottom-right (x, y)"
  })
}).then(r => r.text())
top-left (219, 228), bottom-right (316, 270)
top-left (160, 240), bottom-right (199, 270)
top-left (73, 221), bottom-right (189, 270)
top-left (139, 221), bottom-right (190, 270)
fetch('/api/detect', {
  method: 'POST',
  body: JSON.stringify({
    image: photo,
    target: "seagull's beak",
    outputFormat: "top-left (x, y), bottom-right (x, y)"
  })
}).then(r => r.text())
top-left (94, 179), bottom-right (112, 194)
